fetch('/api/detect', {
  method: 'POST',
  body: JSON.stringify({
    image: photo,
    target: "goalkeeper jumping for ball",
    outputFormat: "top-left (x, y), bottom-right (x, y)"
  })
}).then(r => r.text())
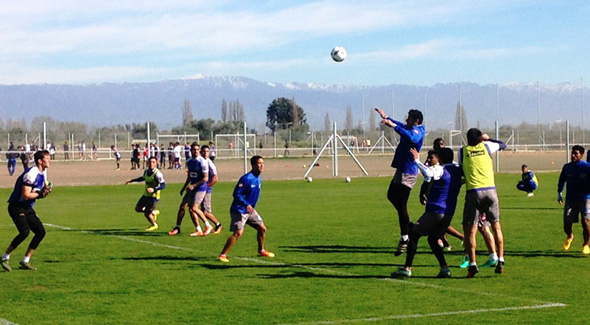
top-left (2, 150), bottom-right (53, 272)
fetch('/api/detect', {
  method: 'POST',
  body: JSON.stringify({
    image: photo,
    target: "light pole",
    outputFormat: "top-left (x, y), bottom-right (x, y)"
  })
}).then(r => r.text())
top-left (555, 119), bottom-right (563, 149)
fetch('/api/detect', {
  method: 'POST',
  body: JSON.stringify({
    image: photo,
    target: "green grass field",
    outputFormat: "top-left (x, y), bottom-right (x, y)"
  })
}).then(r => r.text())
top-left (0, 172), bottom-right (586, 324)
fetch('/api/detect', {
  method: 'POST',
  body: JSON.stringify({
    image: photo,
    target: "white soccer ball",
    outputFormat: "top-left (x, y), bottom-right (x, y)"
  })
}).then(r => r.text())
top-left (331, 46), bottom-right (347, 62)
top-left (306, 177), bottom-right (313, 182)
top-left (345, 177), bottom-right (351, 183)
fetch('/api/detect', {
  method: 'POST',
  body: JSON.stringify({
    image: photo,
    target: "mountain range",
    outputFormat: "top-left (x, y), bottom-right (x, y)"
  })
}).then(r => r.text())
top-left (0, 75), bottom-right (586, 132)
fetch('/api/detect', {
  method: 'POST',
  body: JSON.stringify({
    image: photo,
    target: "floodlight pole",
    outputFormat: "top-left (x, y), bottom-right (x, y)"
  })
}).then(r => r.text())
top-left (243, 122), bottom-right (248, 173)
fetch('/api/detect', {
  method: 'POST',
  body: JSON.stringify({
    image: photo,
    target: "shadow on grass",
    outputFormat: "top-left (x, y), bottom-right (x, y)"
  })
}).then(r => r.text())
top-left (280, 245), bottom-right (394, 254)
top-left (505, 250), bottom-right (589, 258)
top-left (117, 255), bottom-right (205, 262)
top-left (81, 228), bottom-right (169, 237)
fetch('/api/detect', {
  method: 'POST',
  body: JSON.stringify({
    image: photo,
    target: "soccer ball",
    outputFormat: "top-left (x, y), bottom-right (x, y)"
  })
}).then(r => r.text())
top-left (306, 177), bottom-right (313, 182)
top-left (331, 46), bottom-right (347, 62)
top-left (345, 177), bottom-right (351, 183)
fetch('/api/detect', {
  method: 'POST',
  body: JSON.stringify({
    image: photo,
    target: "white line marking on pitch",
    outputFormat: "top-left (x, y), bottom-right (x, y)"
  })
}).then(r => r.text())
top-left (44, 223), bottom-right (567, 314)
top-left (279, 303), bottom-right (567, 325)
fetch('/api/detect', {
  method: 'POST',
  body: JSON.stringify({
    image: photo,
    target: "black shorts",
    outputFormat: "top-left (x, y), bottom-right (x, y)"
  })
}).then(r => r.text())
top-left (135, 196), bottom-right (157, 213)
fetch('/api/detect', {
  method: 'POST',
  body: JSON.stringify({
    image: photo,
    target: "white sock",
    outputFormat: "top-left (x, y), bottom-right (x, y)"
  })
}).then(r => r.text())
top-left (401, 235), bottom-right (409, 241)
top-left (499, 257), bottom-right (505, 263)
top-left (2, 253), bottom-right (9, 261)
top-left (204, 221), bottom-right (211, 227)
top-left (21, 256), bottom-right (30, 263)
top-left (196, 226), bottom-right (203, 232)
top-left (489, 253), bottom-right (498, 261)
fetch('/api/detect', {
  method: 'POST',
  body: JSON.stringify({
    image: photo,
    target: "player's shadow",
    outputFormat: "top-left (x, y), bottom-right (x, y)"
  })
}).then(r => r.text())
top-left (254, 271), bottom-right (490, 280)
top-left (504, 249), bottom-right (589, 258)
top-left (501, 206), bottom-right (561, 211)
top-left (82, 228), bottom-right (168, 237)
top-left (117, 255), bottom-right (205, 262)
top-left (280, 245), bottom-right (393, 254)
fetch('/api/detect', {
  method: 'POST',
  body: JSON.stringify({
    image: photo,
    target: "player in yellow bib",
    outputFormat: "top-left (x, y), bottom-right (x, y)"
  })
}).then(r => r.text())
top-left (459, 128), bottom-right (506, 277)
top-left (126, 156), bottom-right (166, 231)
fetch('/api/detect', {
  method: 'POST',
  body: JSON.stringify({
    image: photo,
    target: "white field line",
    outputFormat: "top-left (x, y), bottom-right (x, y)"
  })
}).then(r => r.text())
top-left (279, 303), bottom-right (567, 325)
top-left (44, 223), bottom-right (567, 319)
top-left (0, 318), bottom-right (18, 325)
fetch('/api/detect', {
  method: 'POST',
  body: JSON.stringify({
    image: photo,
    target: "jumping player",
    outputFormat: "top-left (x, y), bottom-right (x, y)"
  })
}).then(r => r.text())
top-left (1, 150), bottom-right (52, 271)
top-left (218, 156), bottom-right (274, 262)
top-left (126, 156), bottom-right (166, 231)
top-left (374, 107), bottom-right (425, 256)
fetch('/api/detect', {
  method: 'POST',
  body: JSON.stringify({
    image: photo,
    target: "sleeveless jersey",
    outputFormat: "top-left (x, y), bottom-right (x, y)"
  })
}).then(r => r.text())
top-left (143, 168), bottom-right (162, 199)
top-left (461, 142), bottom-right (495, 191)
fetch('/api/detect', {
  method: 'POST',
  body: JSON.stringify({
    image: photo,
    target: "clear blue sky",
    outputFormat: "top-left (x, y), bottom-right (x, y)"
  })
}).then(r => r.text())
top-left (1, 0), bottom-right (588, 87)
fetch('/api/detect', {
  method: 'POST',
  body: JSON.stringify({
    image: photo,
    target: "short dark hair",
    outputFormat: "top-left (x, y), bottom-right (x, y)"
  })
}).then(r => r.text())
top-left (521, 164), bottom-right (528, 169)
top-left (439, 148), bottom-right (454, 164)
top-left (251, 155), bottom-right (263, 166)
top-left (433, 138), bottom-right (445, 150)
top-left (201, 145), bottom-right (210, 151)
top-left (408, 109), bottom-right (423, 125)
top-left (572, 145), bottom-right (585, 155)
top-left (34, 150), bottom-right (50, 163)
top-left (467, 128), bottom-right (483, 146)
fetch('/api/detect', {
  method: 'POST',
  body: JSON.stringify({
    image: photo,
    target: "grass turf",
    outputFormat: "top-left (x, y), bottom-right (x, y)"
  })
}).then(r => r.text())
top-left (0, 172), bottom-right (586, 324)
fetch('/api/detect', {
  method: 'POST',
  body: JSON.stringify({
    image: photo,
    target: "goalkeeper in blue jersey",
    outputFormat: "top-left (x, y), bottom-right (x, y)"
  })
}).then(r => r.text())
top-left (375, 107), bottom-right (425, 256)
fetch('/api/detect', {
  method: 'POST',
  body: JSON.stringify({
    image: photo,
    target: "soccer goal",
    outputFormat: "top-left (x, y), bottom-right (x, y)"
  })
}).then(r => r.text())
top-left (156, 133), bottom-right (200, 147)
top-left (215, 133), bottom-right (257, 158)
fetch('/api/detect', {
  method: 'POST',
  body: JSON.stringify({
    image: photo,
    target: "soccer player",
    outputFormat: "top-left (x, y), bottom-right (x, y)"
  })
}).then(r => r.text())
top-left (200, 145), bottom-right (223, 234)
top-left (218, 156), bottom-right (274, 263)
top-left (517, 164), bottom-right (539, 197)
top-left (168, 143), bottom-right (210, 236)
top-left (126, 156), bottom-right (166, 231)
top-left (111, 145), bottom-right (121, 170)
top-left (392, 147), bottom-right (461, 278)
top-left (557, 145), bottom-right (590, 254)
top-left (1, 150), bottom-right (52, 271)
top-left (459, 128), bottom-right (506, 277)
top-left (374, 107), bottom-right (426, 256)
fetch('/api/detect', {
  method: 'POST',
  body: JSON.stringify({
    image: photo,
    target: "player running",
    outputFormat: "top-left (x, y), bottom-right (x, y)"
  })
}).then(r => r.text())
top-left (218, 156), bottom-right (274, 263)
top-left (126, 156), bottom-right (166, 231)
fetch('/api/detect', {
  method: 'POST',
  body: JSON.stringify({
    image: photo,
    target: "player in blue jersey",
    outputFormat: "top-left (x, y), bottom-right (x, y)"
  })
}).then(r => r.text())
top-left (516, 164), bottom-right (538, 197)
top-left (375, 107), bottom-right (425, 256)
top-left (218, 156), bottom-right (274, 263)
top-left (168, 143), bottom-right (209, 236)
top-left (1, 150), bottom-right (52, 271)
top-left (126, 156), bottom-right (166, 231)
top-left (557, 145), bottom-right (590, 254)
top-left (392, 147), bottom-right (461, 278)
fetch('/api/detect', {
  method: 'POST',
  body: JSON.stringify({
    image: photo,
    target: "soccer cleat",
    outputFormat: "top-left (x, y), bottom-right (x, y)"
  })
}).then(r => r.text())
top-left (563, 235), bottom-right (574, 251)
top-left (19, 261), bottom-right (37, 271)
top-left (258, 250), bottom-right (275, 258)
top-left (145, 224), bottom-right (159, 231)
top-left (495, 261), bottom-right (504, 274)
top-left (459, 256), bottom-right (469, 269)
top-left (168, 227), bottom-right (180, 236)
top-left (527, 192), bottom-right (534, 197)
top-left (394, 239), bottom-right (409, 256)
top-left (153, 210), bottom-right (160, 220)
top-left (1, 259), bottom-right (11, 272)
top-left (436, 269), bottom-right (451, 278)
top-left (480, 258), bottom-right (498, 268)
top-left (204, 225), bottom-right (213, 236)
top-left (466, 265), bottom-right (479, 278)
top-left (583, 245), bottom-right (590, 255)
top-left (391, 267), bottom-right (411, 278)
top-left (218, 254), bottom-right (229, 263)
top-left (189, 230), bottom-right (205, 237)
top-left (214, 223), bottom-right (223, 235)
